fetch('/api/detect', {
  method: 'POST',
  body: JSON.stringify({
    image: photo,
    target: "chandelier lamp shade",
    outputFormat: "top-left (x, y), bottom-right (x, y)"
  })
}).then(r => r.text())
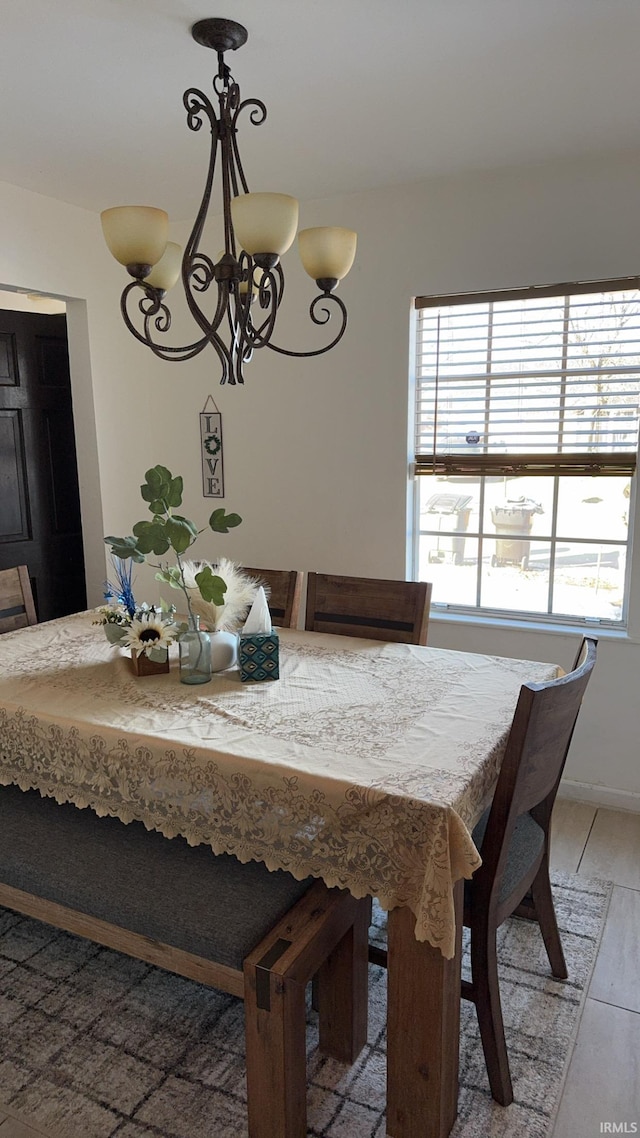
top-left (100, 17), bottom-right (357, 386)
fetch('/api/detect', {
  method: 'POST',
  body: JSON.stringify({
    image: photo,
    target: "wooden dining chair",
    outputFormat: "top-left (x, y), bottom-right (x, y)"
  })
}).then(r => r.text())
top-left (305, 572), bottom-right (432, 644)
top-left (0, 565), bottom-right (37, 633)
top-left (458, 636), bottom-right (598, 1105)
top-left (368, 637), bottom-right (597, 1107)
top-left (244, 567), bottom-right (303, 629)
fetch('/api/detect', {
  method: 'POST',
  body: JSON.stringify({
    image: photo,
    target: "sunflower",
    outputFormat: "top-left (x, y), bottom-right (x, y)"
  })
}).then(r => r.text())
top-left (121, 614), bottom-right (177, 658)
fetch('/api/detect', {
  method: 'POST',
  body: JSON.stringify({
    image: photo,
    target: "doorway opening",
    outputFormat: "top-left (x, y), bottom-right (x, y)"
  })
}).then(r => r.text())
top-left (0, 289), bottom-right (86, 621)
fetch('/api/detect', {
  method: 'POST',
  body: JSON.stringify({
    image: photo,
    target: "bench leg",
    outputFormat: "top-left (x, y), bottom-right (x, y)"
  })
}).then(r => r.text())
top-left (244, 970), bottom-right (307, 1138)
top-left (317, 896), bottom-right (370, 1062)
top-left (243, 887), bottom-right (371, 1137)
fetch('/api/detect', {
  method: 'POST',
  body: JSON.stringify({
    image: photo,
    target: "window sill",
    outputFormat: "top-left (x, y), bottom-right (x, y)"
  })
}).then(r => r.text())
top-left (428, 606), bottom-right (632, 642)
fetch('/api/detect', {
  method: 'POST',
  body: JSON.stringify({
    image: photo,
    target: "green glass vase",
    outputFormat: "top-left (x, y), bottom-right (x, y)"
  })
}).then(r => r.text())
top-left (179, 614), bottom-right (212, 685)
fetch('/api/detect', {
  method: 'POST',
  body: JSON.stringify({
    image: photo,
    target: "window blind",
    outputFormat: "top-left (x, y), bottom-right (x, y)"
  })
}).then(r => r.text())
top-left (414, 279), bottom-right (640, 477)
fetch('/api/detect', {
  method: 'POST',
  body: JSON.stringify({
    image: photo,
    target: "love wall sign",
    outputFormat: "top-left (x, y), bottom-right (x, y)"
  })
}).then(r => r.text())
top-left (200, 397), bottom-right (225, 498)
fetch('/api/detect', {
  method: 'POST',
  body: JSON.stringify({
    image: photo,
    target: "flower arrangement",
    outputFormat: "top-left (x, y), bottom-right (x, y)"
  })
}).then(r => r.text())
top-left (102, 464), bottom-right (257, 642)
top-left (93, 557), bottom-right (178, 661)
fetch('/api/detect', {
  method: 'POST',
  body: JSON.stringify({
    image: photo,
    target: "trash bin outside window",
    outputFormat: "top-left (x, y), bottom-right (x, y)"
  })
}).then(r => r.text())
top-left (425, 493), bottom-right (473, 566)
top-left (490, 498), bottom-right (543, 570)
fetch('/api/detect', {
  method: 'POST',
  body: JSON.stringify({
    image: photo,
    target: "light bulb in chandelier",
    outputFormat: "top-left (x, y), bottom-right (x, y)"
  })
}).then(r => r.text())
top-left (100, 17), bottom-right (357, 385)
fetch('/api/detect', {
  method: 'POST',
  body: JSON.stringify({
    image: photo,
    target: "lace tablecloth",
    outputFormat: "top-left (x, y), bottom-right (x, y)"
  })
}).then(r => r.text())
top-left (0, 612), bottom-right (559, 957)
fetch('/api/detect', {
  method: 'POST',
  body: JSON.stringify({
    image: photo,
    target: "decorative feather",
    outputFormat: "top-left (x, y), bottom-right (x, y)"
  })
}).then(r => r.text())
top-left (104, 556), bottom-right (137, 617)
top-left (180, 558), bottom-right (266, 631)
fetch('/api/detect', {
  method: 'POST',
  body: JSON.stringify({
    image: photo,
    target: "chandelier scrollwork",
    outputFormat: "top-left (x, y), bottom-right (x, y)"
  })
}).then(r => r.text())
top-left (101, 17), bottom-right (356, 385)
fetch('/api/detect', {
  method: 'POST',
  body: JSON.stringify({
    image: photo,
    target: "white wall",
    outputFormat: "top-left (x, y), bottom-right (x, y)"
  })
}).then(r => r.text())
top-left (1, 149), bottom-right (639, 806)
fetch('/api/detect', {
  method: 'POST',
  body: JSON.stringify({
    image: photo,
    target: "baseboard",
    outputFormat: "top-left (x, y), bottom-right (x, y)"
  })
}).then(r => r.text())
top-left (558, 779), bottom-right (640, 814)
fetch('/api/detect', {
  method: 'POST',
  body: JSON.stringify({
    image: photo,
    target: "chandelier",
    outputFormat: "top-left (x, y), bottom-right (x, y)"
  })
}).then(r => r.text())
top-left (100, 17), bottom-right (357, 386)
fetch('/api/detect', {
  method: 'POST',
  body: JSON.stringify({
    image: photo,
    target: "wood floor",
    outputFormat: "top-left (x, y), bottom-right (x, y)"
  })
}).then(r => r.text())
top-left (1, 800), bottom-right (638, 1138)
top-left (549, 799), bottom-right (640, 1138)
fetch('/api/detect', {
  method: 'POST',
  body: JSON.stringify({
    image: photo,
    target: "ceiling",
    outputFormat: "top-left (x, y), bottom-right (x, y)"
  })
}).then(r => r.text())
top-left (2, 0), bottom-right (640, 222)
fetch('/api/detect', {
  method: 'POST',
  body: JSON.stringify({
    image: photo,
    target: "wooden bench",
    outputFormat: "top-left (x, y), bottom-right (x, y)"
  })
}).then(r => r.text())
top-left (0, 783), bottom-right (370, 1138)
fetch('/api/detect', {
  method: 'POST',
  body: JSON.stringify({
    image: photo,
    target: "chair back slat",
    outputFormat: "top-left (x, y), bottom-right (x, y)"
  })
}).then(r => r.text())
top-left (243, 568), bottom-right (303, 630)
top-left (476, 637), bottom-right (597, 898)
top-left (0, 565), bottom-right (37, 633)
top-left (305, 573), bottom-right (431, 645)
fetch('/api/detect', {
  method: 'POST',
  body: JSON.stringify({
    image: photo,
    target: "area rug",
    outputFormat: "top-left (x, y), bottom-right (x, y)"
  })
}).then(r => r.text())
top-left (0, 871), bottom-right (611, 1138)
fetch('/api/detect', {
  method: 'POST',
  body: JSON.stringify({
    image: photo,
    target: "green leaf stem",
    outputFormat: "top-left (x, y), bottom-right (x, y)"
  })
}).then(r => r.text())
top-left (194, 566), bottom-right (227, 606)
top-left (209, 508), bottom-right (243, 533)
top-left (104, 466), bottom-right (242, 616)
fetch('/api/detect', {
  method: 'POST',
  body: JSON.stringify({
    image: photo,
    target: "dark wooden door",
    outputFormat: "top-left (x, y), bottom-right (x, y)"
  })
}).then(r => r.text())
top-left (0, 309), bottom-right (86, 622)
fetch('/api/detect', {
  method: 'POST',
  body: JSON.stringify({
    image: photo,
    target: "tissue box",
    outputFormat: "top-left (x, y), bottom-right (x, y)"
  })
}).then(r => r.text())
top-left (239, 631), bottom-right (279, 682)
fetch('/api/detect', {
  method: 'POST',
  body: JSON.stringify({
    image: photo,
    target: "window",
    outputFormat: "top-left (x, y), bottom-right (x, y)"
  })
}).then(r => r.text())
top-left (412, 279), bottom-right (640, 626)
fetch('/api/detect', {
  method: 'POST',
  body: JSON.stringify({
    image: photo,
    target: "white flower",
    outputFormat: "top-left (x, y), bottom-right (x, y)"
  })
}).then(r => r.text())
top-left (121, 614), bottom-right (177, 657)
top-left (180, 557), bottom-right (261, 631)
top-left (93, 605), bottom-right (128, 626)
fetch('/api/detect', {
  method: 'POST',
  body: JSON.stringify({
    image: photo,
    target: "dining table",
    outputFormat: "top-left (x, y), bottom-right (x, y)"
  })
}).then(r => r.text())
top-left (0, 610), bottom-right (560, 1138)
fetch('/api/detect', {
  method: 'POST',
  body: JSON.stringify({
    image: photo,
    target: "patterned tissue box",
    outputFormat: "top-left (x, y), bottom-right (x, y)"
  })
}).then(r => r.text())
top-left (238, 631), bottom-right (279, 682)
